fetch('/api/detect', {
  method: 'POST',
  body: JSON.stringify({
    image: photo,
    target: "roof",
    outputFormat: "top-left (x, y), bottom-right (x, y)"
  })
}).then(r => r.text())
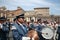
top-left (25, 11), bottom-right (35, 14)
top-left (34, 7), bottom-right (49, 9)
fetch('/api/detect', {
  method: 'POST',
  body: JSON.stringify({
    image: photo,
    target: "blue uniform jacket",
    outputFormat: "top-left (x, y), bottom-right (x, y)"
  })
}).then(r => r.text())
top-left (12, 23), bottom-right (28, 40)
top-left (2, 23), bottom-right (9, 32)
top-left (0, 23), bottom-right (9, 40)
top-left (30, 23), bottom-right (35, 29)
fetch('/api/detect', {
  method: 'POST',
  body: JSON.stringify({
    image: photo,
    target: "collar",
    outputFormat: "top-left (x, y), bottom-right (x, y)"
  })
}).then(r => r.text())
top-left (17, 21), bottom-right (23, 26)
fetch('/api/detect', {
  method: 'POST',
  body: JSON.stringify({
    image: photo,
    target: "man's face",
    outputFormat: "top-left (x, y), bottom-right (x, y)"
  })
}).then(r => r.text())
top-left (17, 18), bottom-right (24, 23)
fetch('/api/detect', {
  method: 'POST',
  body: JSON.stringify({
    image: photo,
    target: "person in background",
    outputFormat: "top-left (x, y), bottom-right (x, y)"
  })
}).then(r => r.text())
top-left (0, 17), bottom-right (9, 40)
top-left (35, 18), bottom-right (45, 40)
top-left (29, 19), bottom-right (35, 29)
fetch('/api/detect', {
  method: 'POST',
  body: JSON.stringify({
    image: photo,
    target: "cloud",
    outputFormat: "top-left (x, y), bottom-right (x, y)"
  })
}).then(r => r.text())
top-left (55, 8), bottom-right (60, 10)
top-left (0, 0), bottom-right (58, 9)
top-left (0, 0), bottom-right (60, 15)
top-left (30, 0), bottom-right (55, 6)
top-left (3, 0), bottom-right (55, 7)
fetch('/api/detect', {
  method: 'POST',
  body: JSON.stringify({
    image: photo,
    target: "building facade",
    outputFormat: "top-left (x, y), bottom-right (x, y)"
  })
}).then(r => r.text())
top-left (0, 6), bottom-right (25, 22)
top-left (25, 7), bottom-right (50, 22)
top-left (0, 6), bottom-right (60, 23)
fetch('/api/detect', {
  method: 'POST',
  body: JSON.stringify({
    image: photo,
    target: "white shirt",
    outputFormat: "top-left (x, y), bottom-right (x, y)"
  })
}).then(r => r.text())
top-left (0, 23), bottom-right (3, 29)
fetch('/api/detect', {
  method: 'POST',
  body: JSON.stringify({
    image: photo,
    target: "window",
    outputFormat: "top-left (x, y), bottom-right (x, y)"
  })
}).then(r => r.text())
top-left (1, 13), bottom-right (3, 17)
top-left (37, 14), bottom-right (42, 16)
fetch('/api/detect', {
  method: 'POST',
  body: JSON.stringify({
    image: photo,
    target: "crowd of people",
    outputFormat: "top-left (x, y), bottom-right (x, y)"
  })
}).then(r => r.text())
top-left (0, 14), bottom-right (60, 40)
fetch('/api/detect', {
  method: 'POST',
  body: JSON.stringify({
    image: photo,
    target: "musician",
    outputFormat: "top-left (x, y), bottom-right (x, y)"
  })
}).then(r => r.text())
top-left (53, 22), bottom-right (58, 40)
top-left (11, 14), bottom-right (28, 40)
top-left (35, 18), bottom-right (45, 40)
top-left (29, 19), bottom-right (35, 29)
top-left (35, 18), bottom-right (43, 31)
top-left (0, 17), bottom-right (9, 40)
top-left (4, 19), bottom-right (11, 40)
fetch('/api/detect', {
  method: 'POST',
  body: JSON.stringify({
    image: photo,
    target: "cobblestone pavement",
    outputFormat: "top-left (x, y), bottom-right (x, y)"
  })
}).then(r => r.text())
top-left (8, 31), bottom-right (13, 40)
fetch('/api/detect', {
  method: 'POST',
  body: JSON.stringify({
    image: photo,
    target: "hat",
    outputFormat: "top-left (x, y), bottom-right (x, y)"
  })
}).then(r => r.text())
top-left (16, 14), bottom-right (24, 19)
top-left (0, 17), bottom-right (6, 21)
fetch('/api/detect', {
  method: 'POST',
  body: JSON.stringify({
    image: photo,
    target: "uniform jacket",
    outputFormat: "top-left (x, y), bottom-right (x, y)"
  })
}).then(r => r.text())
top-left (11, 22), bottom-right (28, 40)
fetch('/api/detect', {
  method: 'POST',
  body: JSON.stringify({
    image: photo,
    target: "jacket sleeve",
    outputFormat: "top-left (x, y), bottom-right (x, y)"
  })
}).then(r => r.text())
top-left (12, 28), bottom-right (23, 40)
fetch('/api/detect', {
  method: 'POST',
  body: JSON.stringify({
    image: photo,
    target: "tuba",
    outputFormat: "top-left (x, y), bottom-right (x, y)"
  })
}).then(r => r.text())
top-left (41, 26), bottom-right (54, 39)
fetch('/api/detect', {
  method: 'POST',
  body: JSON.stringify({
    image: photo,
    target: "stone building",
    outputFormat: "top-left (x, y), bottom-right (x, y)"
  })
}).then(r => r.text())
top-left (0, 6), bottom-right (25, 22)
top-left (0, 6), bottom-right (6, 17)
top-left (6, 7), bottom-right (25, 21)
top-left (0, 6), bottom-right (60, 23)
top-left (25, 7), bottom-right (50, 22)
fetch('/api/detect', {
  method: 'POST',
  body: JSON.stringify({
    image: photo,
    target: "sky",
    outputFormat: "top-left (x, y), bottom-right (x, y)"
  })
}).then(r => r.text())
top-left (0, 0), bottom-right (60, 15)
